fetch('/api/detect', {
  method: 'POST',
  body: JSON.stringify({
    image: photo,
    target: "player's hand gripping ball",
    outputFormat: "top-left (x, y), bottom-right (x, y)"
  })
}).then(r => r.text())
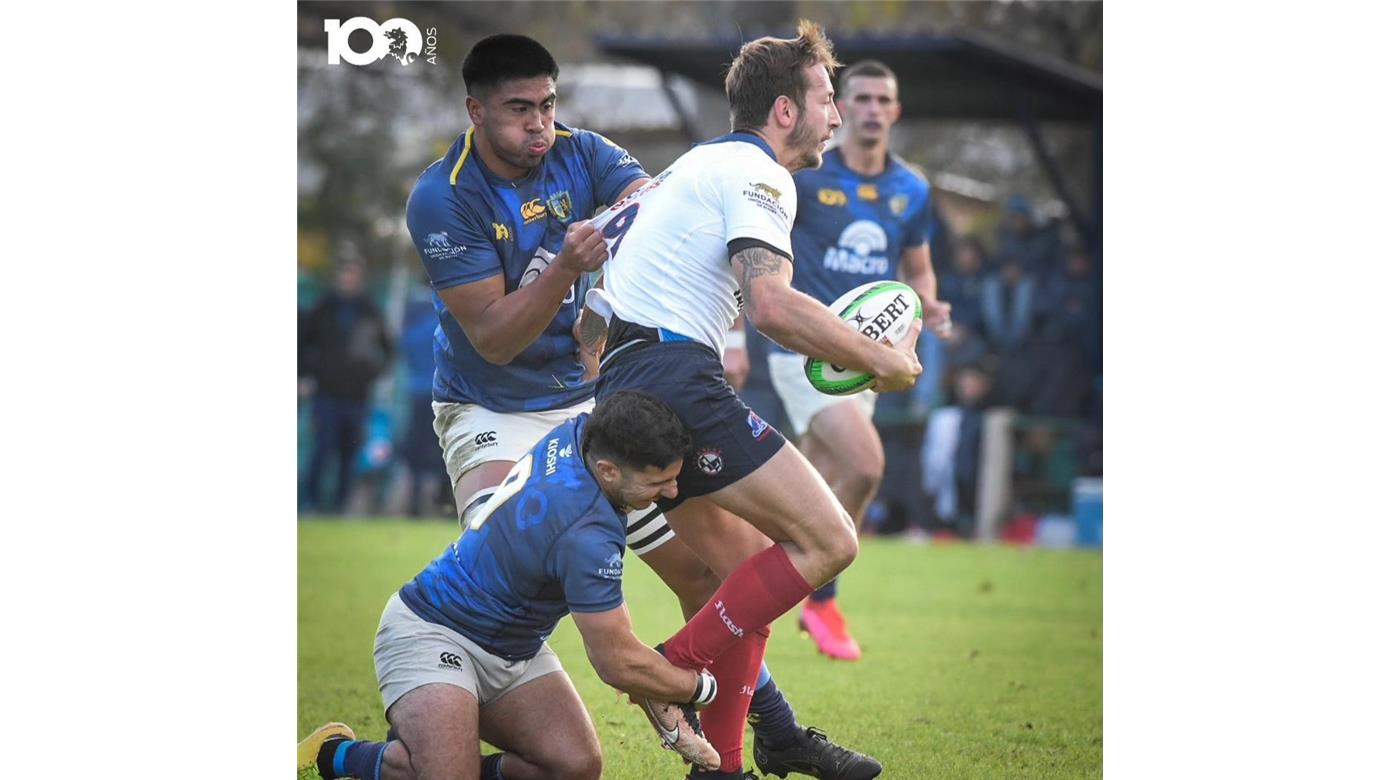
top-left (805, 280), bottom-right (922, 396)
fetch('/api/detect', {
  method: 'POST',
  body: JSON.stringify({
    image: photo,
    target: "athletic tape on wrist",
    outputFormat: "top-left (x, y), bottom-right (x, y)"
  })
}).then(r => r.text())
top-left (724, 329), bottom-right (747, 350)
top-left (692, 670), bottom-right (718, 707)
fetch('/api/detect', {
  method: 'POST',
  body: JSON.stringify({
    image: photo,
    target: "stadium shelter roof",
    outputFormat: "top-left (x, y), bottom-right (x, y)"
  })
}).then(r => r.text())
top-left (597, 30), bottom-right (1101, 123)
top-left (598, 30), bottom-right (1103, 251)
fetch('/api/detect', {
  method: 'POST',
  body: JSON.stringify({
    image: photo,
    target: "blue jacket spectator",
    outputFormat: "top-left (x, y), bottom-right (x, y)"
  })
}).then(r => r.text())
top-left (992, 194), bottom-right (1063, 283)
top-left (940, 237), bottom-right (991, 336)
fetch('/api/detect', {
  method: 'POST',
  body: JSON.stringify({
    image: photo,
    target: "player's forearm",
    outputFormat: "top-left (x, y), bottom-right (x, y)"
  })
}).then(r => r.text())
top-left (899, 257), bottom-right (938, 312)
top-left (750, 288), bottom-right (884, 374)
top-left (471, 264), bottom-right (581, 364)
top-left (590, 641), bottom-right (699, 702)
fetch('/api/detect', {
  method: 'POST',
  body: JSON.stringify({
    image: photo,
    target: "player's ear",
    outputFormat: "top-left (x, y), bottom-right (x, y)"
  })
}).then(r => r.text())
top-left (594, 458), bottom-right (621, 485)
top-left (891, 99), bottom-right (903, 123)
top-left (772, 95), bottom-right (796, 130)
top-left (466, 95), bottom-right (484, 126)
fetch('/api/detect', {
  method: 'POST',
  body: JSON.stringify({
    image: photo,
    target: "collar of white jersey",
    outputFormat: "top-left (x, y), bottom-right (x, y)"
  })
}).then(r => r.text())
top-left (694, 130), bottom-right (777, 163)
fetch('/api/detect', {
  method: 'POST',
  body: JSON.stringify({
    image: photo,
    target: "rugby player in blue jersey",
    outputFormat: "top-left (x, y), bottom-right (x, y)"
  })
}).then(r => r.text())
top-left (297, 391), bottom-right (721, 780)
top-left (740, 60), bottom-right (952, 661)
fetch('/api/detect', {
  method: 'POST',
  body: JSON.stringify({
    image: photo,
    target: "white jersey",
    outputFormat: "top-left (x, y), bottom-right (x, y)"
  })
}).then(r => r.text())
top-left (589, 133), bottom-right (797, 356)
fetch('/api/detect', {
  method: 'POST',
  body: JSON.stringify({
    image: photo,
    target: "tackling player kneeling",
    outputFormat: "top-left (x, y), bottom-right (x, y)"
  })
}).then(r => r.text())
top-left (297, 391), bottom-right (719, 780)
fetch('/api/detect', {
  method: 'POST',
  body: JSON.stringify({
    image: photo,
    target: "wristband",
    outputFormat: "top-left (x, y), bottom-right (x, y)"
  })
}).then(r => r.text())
top-left (724, 329), bottom-right (747, 350)
top-left (691, 670), bottom-right (718, 707)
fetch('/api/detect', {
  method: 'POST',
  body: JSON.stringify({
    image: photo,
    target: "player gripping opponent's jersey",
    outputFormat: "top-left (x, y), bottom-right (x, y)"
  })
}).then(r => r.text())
top-left (407, 121), bottom-right (644, 413)
top-left (405, 119), bottom-right (645, 510)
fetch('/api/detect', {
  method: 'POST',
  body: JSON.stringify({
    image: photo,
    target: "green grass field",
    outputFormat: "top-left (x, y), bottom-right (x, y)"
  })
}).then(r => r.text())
top-left (299, 520), bottom-right (1102, 779)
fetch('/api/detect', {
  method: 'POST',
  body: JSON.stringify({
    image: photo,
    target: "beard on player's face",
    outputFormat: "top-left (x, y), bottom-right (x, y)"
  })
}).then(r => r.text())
top-left (787, 106), bottom-right (826, 170)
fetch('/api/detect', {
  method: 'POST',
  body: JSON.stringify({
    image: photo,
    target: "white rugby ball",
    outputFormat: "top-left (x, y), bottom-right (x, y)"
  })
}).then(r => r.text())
top-left (805, 281), bottom-right (922, 396)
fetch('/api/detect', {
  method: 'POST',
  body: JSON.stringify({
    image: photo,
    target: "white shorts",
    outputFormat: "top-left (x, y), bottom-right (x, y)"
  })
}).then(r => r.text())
top-left (433, 398), bottom-right (595, 487)
top-left (767, 351), bottom-right (878, 439)
top-left (436, 398), bottom-right (679, 554)
top-left (374, 593), bottom-right (565, 712)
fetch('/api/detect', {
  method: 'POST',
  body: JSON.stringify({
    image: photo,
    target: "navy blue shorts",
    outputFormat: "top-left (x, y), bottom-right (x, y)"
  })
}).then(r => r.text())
top-left (596, 324), bottom-right (785, 511)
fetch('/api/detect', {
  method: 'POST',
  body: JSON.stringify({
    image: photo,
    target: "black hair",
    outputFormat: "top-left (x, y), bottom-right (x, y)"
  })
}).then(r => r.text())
top-left (460, 34), bottom-right (560, 97)
top-left (582, 391), bottom-right (691, 471)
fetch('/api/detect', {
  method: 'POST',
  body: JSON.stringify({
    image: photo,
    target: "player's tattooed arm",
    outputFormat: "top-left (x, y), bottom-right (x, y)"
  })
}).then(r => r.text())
top-left (576, 305), bottom-right (608, 354)
top-left (731, 246), bottom-right (792, 307)
top-left (732, 245), bottom-right (914, 386)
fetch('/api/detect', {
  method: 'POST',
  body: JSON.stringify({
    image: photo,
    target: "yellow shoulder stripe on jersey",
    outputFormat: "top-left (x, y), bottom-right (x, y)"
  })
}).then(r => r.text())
top-left (449, 128), bottom-right (475, 186)
top-left (555, 128), bottom-right (573, 138)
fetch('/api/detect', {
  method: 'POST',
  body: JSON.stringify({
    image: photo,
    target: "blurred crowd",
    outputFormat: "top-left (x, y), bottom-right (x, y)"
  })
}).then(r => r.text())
top-left (297, 194), bottom-right (1102, 539)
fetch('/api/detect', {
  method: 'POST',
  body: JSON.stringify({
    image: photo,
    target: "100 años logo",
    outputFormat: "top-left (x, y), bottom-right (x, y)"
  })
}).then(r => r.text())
top-left (325, 18), bottom-right (438, 66)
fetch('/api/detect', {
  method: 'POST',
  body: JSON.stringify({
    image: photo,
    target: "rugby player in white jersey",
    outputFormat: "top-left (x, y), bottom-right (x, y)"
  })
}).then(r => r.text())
top-left (579, 21), bottom-right (919, 779)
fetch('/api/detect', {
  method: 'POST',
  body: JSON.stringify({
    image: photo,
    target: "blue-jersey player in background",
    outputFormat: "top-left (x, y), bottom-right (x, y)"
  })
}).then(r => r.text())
top-left (297, 391), bottom-right (722, 780)
top-left (739, 60), bottom-right (953, 663)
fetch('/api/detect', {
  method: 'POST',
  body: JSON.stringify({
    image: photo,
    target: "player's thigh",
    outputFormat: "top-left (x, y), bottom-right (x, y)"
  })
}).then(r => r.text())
top-left (710, 442), bottom-right (854, 547)
top-left (453, 460), bottom-right (514, 520)
top-left (433, 400), bottom-right (594, 518)
top-left (386, 683), bottom-right (481, 780)
top-left (805, 395), bottom-right (884, 483)
top-left (664, 497), bottom-right (776, 579)
top-left (478, 669), bottom-right (602, 779)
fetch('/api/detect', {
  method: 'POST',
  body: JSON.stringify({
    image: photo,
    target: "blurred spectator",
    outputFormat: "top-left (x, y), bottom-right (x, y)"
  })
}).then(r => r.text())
top-left (939, 237), bottom-right (991, 336)
top-left (394, 283), bottom-right (451, 518)
top-left (299, 261), bottom-right (394, 514)
top-left (920, 364), bottom-right (994, 538)
top-left (1039, 247), bottom-right (1102, 375)
top-left (939, 322), bottom-right (992, 373)
top-left (981, 259), bottom-right (1038, 352)
top-left (991, 193), bottom-right (1063, 283)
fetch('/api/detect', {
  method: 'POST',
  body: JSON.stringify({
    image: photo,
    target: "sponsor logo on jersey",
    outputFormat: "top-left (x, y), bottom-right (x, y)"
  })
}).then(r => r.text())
top-left (558, 444), bottom-right (573, 459)
top-left (822, 219), bottom-right (890, 276)
top-left (742, 182), bottom-right (788, 220)
top-left (597, 551), bottom-right (624, 579)
top-left (493, 222), bottom-right (511, 241)
top-left (521, 198), bottom-right (548, 224)
top-left (546, 190), bottom-right (572, 221)
top-left (545, 437), bottom-right (560, 476)
top-left (422, 230), bottom-right (472, 260)
top-left (696, 448), bottom-right (724, 476)
top-left (473, 431), bottom-right (498, 448)
top-left (857, 183), bottom-right (880, 201)
top-left (889, 194), bottom-right (909, 216)
top-left (746, 410), bottom-right (771, 440)
top-left (818, 188), bottom-right (848, 207)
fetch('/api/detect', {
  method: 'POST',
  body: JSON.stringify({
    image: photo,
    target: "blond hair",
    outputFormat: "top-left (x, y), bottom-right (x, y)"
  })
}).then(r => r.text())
top-left (724, 20), bottom-right (841, 132)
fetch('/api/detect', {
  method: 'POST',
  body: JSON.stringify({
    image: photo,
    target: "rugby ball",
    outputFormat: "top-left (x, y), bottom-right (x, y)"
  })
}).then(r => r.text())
top-left (805, 281), bottom-right (922, 396)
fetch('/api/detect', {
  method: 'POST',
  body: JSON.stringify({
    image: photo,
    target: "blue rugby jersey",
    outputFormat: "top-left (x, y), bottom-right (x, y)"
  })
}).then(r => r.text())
top-left (787, 147), bottom-right (935, 314)
top-left (406, 122), bottom-right (646, 411)
top-left (397, 414), bottom-right (627, 660)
